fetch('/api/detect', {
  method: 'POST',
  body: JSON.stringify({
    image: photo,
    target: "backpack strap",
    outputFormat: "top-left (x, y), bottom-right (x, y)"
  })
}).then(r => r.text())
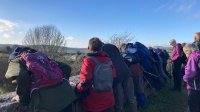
top-left (86, 56), bottom-right (112, 65)
top-left (86, 56), bottom-right (101, 65)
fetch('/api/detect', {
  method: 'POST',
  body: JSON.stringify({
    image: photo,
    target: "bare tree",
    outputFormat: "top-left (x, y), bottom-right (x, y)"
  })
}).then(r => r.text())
top-left (107, 32), bottom-right (134, 47)
top-left (23, 25), bottom-right (66, 58)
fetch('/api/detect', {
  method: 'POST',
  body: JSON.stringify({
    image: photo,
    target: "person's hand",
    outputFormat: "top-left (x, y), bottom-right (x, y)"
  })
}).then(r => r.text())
top-left (167, 59), bottom-right (172, 63)
top-left (11, 95), bottom-right (19, 102)
top-left (69, 81), bottom-right (76, 87)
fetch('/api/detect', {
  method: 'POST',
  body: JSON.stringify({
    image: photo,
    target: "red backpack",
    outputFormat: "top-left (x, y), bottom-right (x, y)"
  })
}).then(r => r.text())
top-left (21, 52), bottom-right (64, 91)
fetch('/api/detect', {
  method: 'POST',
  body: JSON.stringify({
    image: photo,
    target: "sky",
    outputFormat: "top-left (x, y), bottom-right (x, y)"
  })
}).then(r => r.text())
top-left (0, 0), bottom-right (200, 48)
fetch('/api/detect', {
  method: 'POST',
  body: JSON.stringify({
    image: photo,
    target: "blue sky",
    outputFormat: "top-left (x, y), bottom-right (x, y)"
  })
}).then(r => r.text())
top-left (0, 0), bottom-right (200, 48)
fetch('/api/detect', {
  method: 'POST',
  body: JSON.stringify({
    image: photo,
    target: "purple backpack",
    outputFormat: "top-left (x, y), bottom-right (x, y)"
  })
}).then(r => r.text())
top-left (21, 52), bottom-right (64, 91)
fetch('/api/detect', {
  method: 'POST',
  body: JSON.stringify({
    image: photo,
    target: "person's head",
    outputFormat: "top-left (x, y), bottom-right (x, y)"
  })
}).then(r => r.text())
top-left (194, 32), bottom-right (200, 42)
top-left (169, 39), bottom-right (176, 47)
top-left (157, 48), bottom-right (162, 52)
top-left (126, 43), bottom-right (137, 53)
top-left (119, 43), bottom-right (126, 52)
top-left (183, 43), bottom-right (199, 58)
top-left (148, 47), bottom-right (153, 50)
top-left (181, 43), bottom-right (186, 47)
top-left (88, 37), bottom-right (103, 52)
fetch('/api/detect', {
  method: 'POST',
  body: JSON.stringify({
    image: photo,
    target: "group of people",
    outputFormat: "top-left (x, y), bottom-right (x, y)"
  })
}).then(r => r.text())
top-left (169, 32), bottom-right (200, 112)
top-left (5, 32), bottom-right (200, 112)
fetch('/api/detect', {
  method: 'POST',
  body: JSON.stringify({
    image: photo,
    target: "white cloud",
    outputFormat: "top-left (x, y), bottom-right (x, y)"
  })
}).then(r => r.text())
top-left (11, 31), bottom-right (15, 34)
top-left (66, 36), bottom-right (74, 41)
top-left (65, 36), bottom-right (87, 48)
top-left (155, 0), bottom-right (196, 13)
top-left (0, 19), bottom-right (17, 32)
top-left (176, 2), bottom-right (194, 12)
top-left (18, 32), bottom-right (23, 34)
top-left (154, 4), bottom-right (168, 12)
top-left (3, 33), bottom-right (11, 39)
top-left (193, 11), bottom-right (200, 19)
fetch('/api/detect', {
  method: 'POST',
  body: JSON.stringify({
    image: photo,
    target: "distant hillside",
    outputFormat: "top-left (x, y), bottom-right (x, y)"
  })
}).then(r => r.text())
top-left (61, 46), bottom-right (87, 52)
top-left (0, 44), bottom-right (87, 53)
top-left (0, 44), bottom-right (20, 48)
top-left (0, 44), bottom-right (21, 52)
top-left (0, 44), bottom-right (173, 54)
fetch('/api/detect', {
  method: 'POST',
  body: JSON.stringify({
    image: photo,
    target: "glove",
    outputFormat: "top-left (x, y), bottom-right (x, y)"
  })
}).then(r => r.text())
top-left (136, 93), bottom-right (147, 108)
top-left (74, 83), bottom-right (90, 99)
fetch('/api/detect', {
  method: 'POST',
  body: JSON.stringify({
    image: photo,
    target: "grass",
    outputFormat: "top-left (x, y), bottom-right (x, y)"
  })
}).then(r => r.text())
top-left (141, 82), bottom-right (187, 112)
top-left (0, 87), bottom-right (6, 95)
top-left (0, 54), bottom-right (16, 95)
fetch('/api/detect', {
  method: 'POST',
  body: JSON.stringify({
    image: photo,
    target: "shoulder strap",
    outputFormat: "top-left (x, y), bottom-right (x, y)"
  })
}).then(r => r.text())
top-left (86, 56), bottom-right (100, 65)
top-left (86, 56), bottom-right (112, 65)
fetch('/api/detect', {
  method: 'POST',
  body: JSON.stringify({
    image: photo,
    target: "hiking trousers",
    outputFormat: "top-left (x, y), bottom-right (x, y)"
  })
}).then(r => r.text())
top-left (187, 90), bottom-right (200, 112)
top-left (114, 77), bottom-right (137, 112)
top-left (172, 58), bottom-right (182, 90)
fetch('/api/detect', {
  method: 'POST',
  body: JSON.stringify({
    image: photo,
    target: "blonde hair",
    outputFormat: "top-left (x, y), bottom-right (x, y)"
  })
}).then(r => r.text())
top-left (183, 43), bottom-right (199, 53)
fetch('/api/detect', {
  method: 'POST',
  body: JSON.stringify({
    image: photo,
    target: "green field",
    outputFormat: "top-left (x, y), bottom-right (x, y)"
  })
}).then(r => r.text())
top-left (141, 83), bottom-right (187, 112)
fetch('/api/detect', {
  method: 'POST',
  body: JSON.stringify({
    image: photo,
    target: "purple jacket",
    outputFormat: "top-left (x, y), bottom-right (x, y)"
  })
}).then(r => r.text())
top-left (183, 51), bottom-right (200, 90)
top-left (171, 43), bottom-right (183, 61)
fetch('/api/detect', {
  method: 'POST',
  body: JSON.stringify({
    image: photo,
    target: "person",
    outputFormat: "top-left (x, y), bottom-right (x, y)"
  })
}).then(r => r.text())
top-left (6, 47), bottom-right (76, 112)
top-left (119, 43), bottom-right (146, 110)
top-left (169, 39), bottom-right (184, 91)
top-left (181, 43), bottom-right (188, 87)
top-left (157, 49), bottom-right (169, 76)
top-left (102, 43), bottom-right (137, 112)
top-left (193, 32), bottom-right (200, 49)
top-left (76, 37), bottom-right (116, 112)
top-left (183, 43), bottom-right (200, 112)
top-left (148, 47), bottom-right (166, 90)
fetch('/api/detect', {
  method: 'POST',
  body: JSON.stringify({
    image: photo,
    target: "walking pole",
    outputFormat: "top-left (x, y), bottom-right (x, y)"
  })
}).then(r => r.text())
top-left (143, 76), bottom-right (154, 90)
top-left (143, 70), bottom-right (159, 78)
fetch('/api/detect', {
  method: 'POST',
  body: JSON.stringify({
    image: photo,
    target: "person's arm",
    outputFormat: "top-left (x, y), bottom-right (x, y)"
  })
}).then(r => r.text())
top-left (77, 57), bottom-right (94, 92)
top-left (183, 56), bottom-right (198, 82)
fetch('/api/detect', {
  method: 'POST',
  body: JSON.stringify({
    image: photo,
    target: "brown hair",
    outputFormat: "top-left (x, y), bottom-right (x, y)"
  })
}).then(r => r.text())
top-left (194, 32), bottom-right (200, 42)
top-left (118, 43), bottom-right (126, 52)
top-left (195, 32), bottom-right (200, 39)
top-left (88, 37), bottom-right (103, 51)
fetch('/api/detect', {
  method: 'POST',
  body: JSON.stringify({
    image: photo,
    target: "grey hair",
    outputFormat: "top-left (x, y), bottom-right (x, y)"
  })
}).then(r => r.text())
top-left (169, 39), bottom-right (176, 44)
top-left (183, 43), bottom-right (199, 52)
